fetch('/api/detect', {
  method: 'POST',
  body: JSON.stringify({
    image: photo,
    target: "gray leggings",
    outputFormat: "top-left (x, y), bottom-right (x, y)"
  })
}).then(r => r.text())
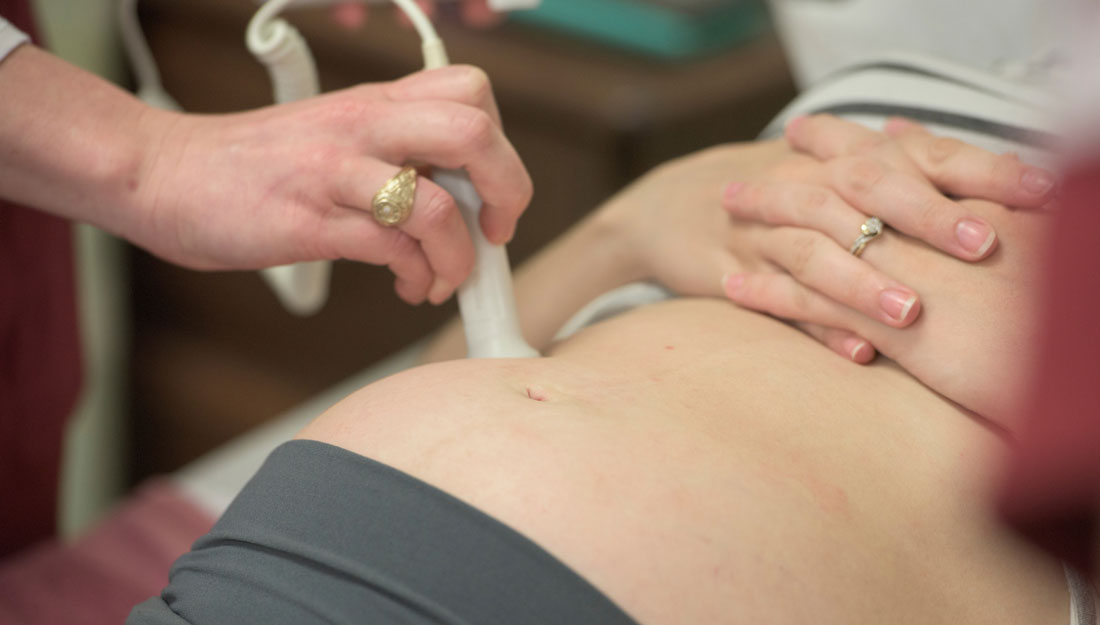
top-left (128, 440), bottom-right (638, 625)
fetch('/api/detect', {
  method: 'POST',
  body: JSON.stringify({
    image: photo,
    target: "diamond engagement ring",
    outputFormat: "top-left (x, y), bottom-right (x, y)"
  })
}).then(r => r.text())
top-left (849, 217), bottom-right (885, 257)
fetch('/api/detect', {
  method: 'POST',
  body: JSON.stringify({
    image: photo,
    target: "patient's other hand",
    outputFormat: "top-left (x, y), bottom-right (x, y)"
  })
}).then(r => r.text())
top-left (593, 139), bottom-right (885, 363)
top-left (787, 114), bottom-right (1057, 224)
top-left (718, 116), bottom-right (1056, 425)
top-left (721, 116), bottom-right (1057, 343)
top-left (596, 140), bottom-right (788, 296)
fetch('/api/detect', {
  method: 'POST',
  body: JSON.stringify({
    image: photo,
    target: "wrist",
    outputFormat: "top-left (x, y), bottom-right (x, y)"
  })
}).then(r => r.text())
top-left (92, 115), bottom-right (147, 243)
top-left (0, 46), bottom-right (158, 237)
top-left (581, 201), bottom-right (651, 288)
top-left (508, 201), bottom-right (650, 350)
top-left (116, 105), bottom-right (207, 264)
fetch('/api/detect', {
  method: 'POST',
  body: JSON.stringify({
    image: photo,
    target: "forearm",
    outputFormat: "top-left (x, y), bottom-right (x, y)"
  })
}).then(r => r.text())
top-left (420, 209), bottom-right (643, 362)
top-left (0, 44), bottom-right (162, 238)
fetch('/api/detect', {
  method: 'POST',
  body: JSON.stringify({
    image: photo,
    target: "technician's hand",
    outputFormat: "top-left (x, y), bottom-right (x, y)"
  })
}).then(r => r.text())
top-left (721, 115), bottom-right (1057, 359)
top-left (332, 0), bottom-right (505, 30)
top-left (133, 65), bottom-right (531, 305)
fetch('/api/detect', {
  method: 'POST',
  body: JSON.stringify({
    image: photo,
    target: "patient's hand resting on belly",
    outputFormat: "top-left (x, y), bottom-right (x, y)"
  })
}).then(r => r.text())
top-left (720, 116), bottom-right (1055, 426)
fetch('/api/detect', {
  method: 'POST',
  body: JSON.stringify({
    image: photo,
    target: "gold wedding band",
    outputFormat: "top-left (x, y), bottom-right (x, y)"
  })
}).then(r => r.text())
top-left (850, 217), bottom-right (885, 257)
top-left (371, 166), bottom-right (418, 227)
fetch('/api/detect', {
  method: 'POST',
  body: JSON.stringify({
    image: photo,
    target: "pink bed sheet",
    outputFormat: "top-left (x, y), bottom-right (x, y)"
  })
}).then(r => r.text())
top-left (0, 479), bottom-right (214, 624)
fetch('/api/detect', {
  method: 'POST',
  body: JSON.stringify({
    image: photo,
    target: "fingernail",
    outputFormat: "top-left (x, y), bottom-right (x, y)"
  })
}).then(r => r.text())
top-left (394, 278), bottom-right (423, 305)
top-left (955, 219), bottom-right (997, 257)
top-left (1021, 167), bottom-right (1056, 196)
top-left (428, 277), bottom-right (453, 305)
top-left (485, 220), bottom-right (512, 245)
top-left (722, 273), bottom-right (745, 296)
top-left (883, 117), bottom-right (912, 135)
top-left (501, 220), bottom-right (518, 245)
top-left (332, 4), bottom-right (366, 29)
top-left (844, 338), bottom-right (871, 363)
top-left (786, 115), bottom-right (807, 136)
top-left (724, 182), bottom-right (745, 202)
top-left (880, 288), bottom-right (918, 324)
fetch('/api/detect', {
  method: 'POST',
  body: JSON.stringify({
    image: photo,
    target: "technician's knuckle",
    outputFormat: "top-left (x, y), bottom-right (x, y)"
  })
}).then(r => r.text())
top-left (451, 109), bottom-right (496, 152)
top-left (453, 65), bottom-right (493, 106)
top-left (301, 144), bottom-right (344, 172)
top-left (384, 230), bottom-right (420, 260)
top-left (418, 186), bottom-right (459, 228)
top-left (324, 93), bottom-right (376, 126)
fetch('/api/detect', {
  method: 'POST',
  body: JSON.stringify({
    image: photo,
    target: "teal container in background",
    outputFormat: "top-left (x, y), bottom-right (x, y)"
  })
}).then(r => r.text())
top-left (511, 0), bottom-right (768, 60)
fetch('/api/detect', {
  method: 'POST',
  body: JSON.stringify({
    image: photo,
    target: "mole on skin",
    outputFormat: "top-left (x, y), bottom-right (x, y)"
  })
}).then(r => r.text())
top-left (525, 386), bottom-right (548, 402)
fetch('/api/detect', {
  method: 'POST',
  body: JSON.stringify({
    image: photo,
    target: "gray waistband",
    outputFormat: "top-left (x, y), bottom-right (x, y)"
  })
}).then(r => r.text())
top-left (130, 440), bottom-right (639, 625)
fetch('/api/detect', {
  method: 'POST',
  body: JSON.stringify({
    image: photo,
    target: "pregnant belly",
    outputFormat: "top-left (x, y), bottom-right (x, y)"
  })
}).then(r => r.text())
top-left (298, 298), bottom-right (1066, 625)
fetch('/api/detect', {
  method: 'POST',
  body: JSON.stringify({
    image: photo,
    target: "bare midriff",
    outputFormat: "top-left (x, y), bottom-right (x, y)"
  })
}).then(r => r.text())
top-left (298, 298), bottom-right (1067, 625)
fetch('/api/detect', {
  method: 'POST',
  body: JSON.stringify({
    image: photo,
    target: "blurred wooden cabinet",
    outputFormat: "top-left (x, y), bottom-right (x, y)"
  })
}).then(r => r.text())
top-left (129, 0), bottom-right (796, 481)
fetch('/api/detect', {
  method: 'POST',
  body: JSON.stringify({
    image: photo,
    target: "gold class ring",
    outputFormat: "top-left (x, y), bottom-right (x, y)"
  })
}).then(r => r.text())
top-left (371, 166), bottom-right (418, 227)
